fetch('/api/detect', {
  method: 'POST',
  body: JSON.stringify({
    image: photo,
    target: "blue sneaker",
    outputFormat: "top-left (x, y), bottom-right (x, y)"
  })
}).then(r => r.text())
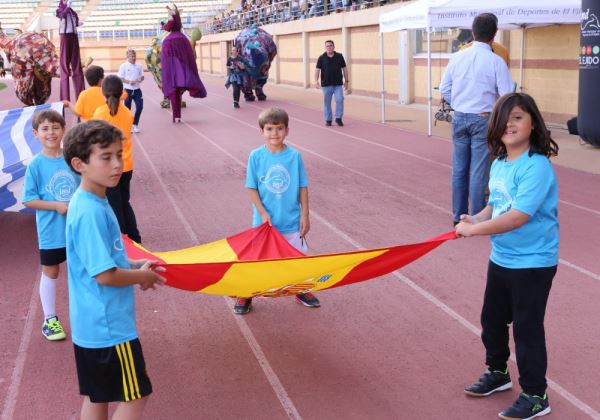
top-left (464, 369), bottom-right (512, 397)
top-left (499, 393), bottom-right (551, 419)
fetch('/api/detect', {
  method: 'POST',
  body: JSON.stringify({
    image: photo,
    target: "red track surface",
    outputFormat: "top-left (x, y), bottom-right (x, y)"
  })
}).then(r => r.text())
top-left (1, 76), bottom-right (599, 420)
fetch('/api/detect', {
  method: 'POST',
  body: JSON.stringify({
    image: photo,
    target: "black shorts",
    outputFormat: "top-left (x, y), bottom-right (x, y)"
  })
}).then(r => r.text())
top-left (74, 338), bottom-right (153, 403)
top-left (39, 248), bottom-right (66, 266)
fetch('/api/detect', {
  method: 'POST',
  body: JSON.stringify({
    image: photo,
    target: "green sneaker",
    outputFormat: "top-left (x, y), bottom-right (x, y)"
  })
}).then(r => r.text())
top-left (42, 316), bottom-right (66, 341)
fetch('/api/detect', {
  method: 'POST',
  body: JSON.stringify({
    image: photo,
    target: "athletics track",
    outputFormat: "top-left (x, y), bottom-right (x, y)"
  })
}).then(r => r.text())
top-left (1, 75), bottom-right (599, 420)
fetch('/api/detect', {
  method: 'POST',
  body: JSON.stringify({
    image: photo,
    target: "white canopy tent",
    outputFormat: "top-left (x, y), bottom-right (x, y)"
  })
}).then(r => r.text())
top-left (378, 0), bottom-right (582, 134)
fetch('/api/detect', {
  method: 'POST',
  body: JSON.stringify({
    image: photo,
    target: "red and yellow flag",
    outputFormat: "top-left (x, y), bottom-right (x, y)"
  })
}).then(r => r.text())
top-left (124, 224), bottom-right (456, 298)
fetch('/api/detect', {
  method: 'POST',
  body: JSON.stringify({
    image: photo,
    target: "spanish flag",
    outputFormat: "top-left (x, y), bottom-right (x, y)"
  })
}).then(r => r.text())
top-left (124, 224), bottom-right (456, 298)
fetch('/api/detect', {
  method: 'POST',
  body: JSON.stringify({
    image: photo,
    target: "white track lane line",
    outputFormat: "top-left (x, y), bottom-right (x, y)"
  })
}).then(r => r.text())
top-left (199, 101), bottom-right (600, 285)
top-left (187, 100), bottom-right (600, 418)
top-left (1, 276), bottom-right (40, 420)
top-left (135, 103), bottom-right (303, 420)
top-left (206, 87), bottom-right (600, 218)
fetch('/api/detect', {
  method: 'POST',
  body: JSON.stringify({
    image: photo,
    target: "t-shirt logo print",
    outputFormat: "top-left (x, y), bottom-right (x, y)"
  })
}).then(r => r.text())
top-left (46, 170), bottom-right (77, 201)
top-left (489, 178), bottom-right (512, 219)
top-left (260, 164), bottom-right (290, 198)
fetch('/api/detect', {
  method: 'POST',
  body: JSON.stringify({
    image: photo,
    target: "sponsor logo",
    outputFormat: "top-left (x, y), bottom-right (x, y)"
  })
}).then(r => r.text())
top-left (582, 8), bottom-right (600, 31)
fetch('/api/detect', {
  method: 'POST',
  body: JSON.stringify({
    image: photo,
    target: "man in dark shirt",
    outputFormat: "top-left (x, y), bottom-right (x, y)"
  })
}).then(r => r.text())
top-left (314, 40), bottom-right (349, 126)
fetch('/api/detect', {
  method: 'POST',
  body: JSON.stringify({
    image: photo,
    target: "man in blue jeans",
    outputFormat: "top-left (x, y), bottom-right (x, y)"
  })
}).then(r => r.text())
top-left (440, 13), bottom-right (513, 226)
top-left (314, 40), bottom-right (349, 127)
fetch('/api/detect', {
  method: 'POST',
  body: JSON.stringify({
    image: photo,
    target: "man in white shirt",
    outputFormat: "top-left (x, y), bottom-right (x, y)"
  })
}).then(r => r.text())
top-left (439, 13), bottom-right (514, 226)
top-left (118, 49), bottom-right (144, 133)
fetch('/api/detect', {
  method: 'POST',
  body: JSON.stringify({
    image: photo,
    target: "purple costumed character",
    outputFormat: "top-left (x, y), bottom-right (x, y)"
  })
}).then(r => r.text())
top-left (56, 0), bottom-right (84, 101)
top-left (161, 4), bottom-right (207, 122)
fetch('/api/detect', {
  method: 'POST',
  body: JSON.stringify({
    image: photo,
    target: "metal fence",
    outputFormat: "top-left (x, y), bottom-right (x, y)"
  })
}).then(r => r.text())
top-left (204, 0), bottom-right (400, 34)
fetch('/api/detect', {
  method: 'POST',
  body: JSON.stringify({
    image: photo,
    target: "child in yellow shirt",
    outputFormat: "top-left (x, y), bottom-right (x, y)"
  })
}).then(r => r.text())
top-left (63, 65), bottom-right (126, 122)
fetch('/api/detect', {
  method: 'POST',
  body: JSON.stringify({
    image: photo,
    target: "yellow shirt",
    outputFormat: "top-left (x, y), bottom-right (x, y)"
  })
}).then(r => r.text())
top-left (461, 41), bottom-right (509, 67)
top-left (92, 104), bottom-right (134, 172)
top-left (74, 86), bottom-right (127, 122)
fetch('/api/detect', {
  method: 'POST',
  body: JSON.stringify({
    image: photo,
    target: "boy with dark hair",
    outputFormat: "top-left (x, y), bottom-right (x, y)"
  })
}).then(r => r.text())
top-left (23, 109), bottom-right (80, 341)
top-left (63, 65), bottom-right (127, 122)
top-left (234, 107), bottom-right (320, 314)
top-left (63, 120), bottom-right (165, 419)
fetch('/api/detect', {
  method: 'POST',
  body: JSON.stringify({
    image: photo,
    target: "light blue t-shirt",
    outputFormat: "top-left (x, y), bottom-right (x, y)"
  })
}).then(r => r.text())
top-left (22, 154), bottom-right (80, 249)
top-left (66, 188), bottom-right (136, 348)
top-left (488, 150), bottom-right (559, 269)
top-left (246, 145), bottom-right (308, 233)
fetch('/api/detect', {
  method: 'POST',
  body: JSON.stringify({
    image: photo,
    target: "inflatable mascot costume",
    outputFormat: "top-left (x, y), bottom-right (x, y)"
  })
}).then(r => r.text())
top-left (234, 25), bottom-right (277, 102)
top-left (160, 4), bottom-right (207, 122)
top-left (56, 0), bottom-right (84, 101)
top-left (0, 22), bottom-right (60, 105)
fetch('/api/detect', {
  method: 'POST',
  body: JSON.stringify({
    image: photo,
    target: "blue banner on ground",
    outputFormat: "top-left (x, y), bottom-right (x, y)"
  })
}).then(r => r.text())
top-left (0, 102), bottom-right (64, 212)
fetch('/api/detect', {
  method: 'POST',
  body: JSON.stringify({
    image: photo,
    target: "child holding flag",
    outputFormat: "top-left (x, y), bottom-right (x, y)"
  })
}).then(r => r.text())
top-left (23, 109), bottom-right (80, 341)
top-left (63, 120), bottom-right (165, 419)
top-left (455, 93), bottom-right (559, 420)
top-left (234, 107), bottom-right (320, 314)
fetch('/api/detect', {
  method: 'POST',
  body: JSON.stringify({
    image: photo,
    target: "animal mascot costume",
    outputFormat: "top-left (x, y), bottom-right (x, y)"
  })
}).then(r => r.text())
top-left (56, 0), bottom-right (84, 101)
top-left (160, 4), bottom-right (207, 122)
top-left (235, 25), bottom-right (277, 102)
top-left (0, 24), bottom-right (59, 105)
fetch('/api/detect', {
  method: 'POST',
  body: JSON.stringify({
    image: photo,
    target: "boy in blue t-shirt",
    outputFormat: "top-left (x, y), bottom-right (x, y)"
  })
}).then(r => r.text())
top-left (234, 107), bottom-right (320, 315)
top-left (23, 110), bottom-right (80, 341)
top-left (62, 120), bottom-right (165, 419)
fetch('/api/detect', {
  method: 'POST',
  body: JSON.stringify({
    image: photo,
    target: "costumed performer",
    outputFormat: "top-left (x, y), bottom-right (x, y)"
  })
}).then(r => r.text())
top-left (56, 0), bottom-right (84, 101)
top-left (160, 4), bottom-right (207, 123)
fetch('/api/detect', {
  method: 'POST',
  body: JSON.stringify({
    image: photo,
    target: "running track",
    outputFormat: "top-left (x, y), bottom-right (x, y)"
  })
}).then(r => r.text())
top-left (1, 76), bottom-right (599, 420)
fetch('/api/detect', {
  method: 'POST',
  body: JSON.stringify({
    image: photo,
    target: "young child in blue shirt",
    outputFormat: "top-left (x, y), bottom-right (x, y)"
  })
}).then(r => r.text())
top-left (455, 93), bottom-right (559, 420)
top-left (62, 120), bottom-right (165, 419)
top-left (22, 109), bottom-right (80, 341)
top-left (234, 107), bottom-right (320, 314)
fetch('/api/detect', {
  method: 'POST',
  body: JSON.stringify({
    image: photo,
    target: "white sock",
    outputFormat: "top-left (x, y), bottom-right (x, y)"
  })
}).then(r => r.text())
top-left (39, 273), bottom-right (57, 320)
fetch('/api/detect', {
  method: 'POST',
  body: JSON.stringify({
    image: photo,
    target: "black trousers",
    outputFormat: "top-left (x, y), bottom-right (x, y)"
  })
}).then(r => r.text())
top-left (124, 88), bottom-right (143, 125)
top-left (232, 82), bottom-right (241, 102)
top-left (482, 260), bottom-right (556, 396)
top-left (106, 171), bottom-right (141, 243)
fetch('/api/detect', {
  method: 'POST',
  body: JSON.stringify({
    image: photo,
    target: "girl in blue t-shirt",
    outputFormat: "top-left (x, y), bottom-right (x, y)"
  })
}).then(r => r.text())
top-left (455, 93), bottom-right (559, 420)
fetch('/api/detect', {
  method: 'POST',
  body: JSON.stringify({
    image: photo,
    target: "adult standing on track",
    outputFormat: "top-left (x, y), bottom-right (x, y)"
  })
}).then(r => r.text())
top-left (440, 13), bottom-right (513, 227)
top-left (56, 0), bottom-right (84, 101)
top-left (314, 40), bottom-right (349, 127)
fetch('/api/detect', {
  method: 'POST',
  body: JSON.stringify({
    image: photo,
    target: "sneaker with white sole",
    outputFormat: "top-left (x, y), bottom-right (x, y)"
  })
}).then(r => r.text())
top-left (464, 368), bottom-right (512, 397)
top-left (42, 316), bottom-right (66, 341)
top-left (296, 292), bottom-right (320, 308)
top-left (131, 124), bottom-right (140, 133)
top-left (499, 392), bottom-right (551, 419)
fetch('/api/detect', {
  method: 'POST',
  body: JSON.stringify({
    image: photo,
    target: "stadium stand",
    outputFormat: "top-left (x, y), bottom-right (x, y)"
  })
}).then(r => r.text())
top-left (75, 0), bottom-right (230, 39)
top-left (0, 0), bottom-right (41, 33)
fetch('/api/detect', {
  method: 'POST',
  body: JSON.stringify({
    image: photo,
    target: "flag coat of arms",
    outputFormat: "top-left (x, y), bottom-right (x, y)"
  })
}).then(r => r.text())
top-left (124, 223), bottom-right (456, 297)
